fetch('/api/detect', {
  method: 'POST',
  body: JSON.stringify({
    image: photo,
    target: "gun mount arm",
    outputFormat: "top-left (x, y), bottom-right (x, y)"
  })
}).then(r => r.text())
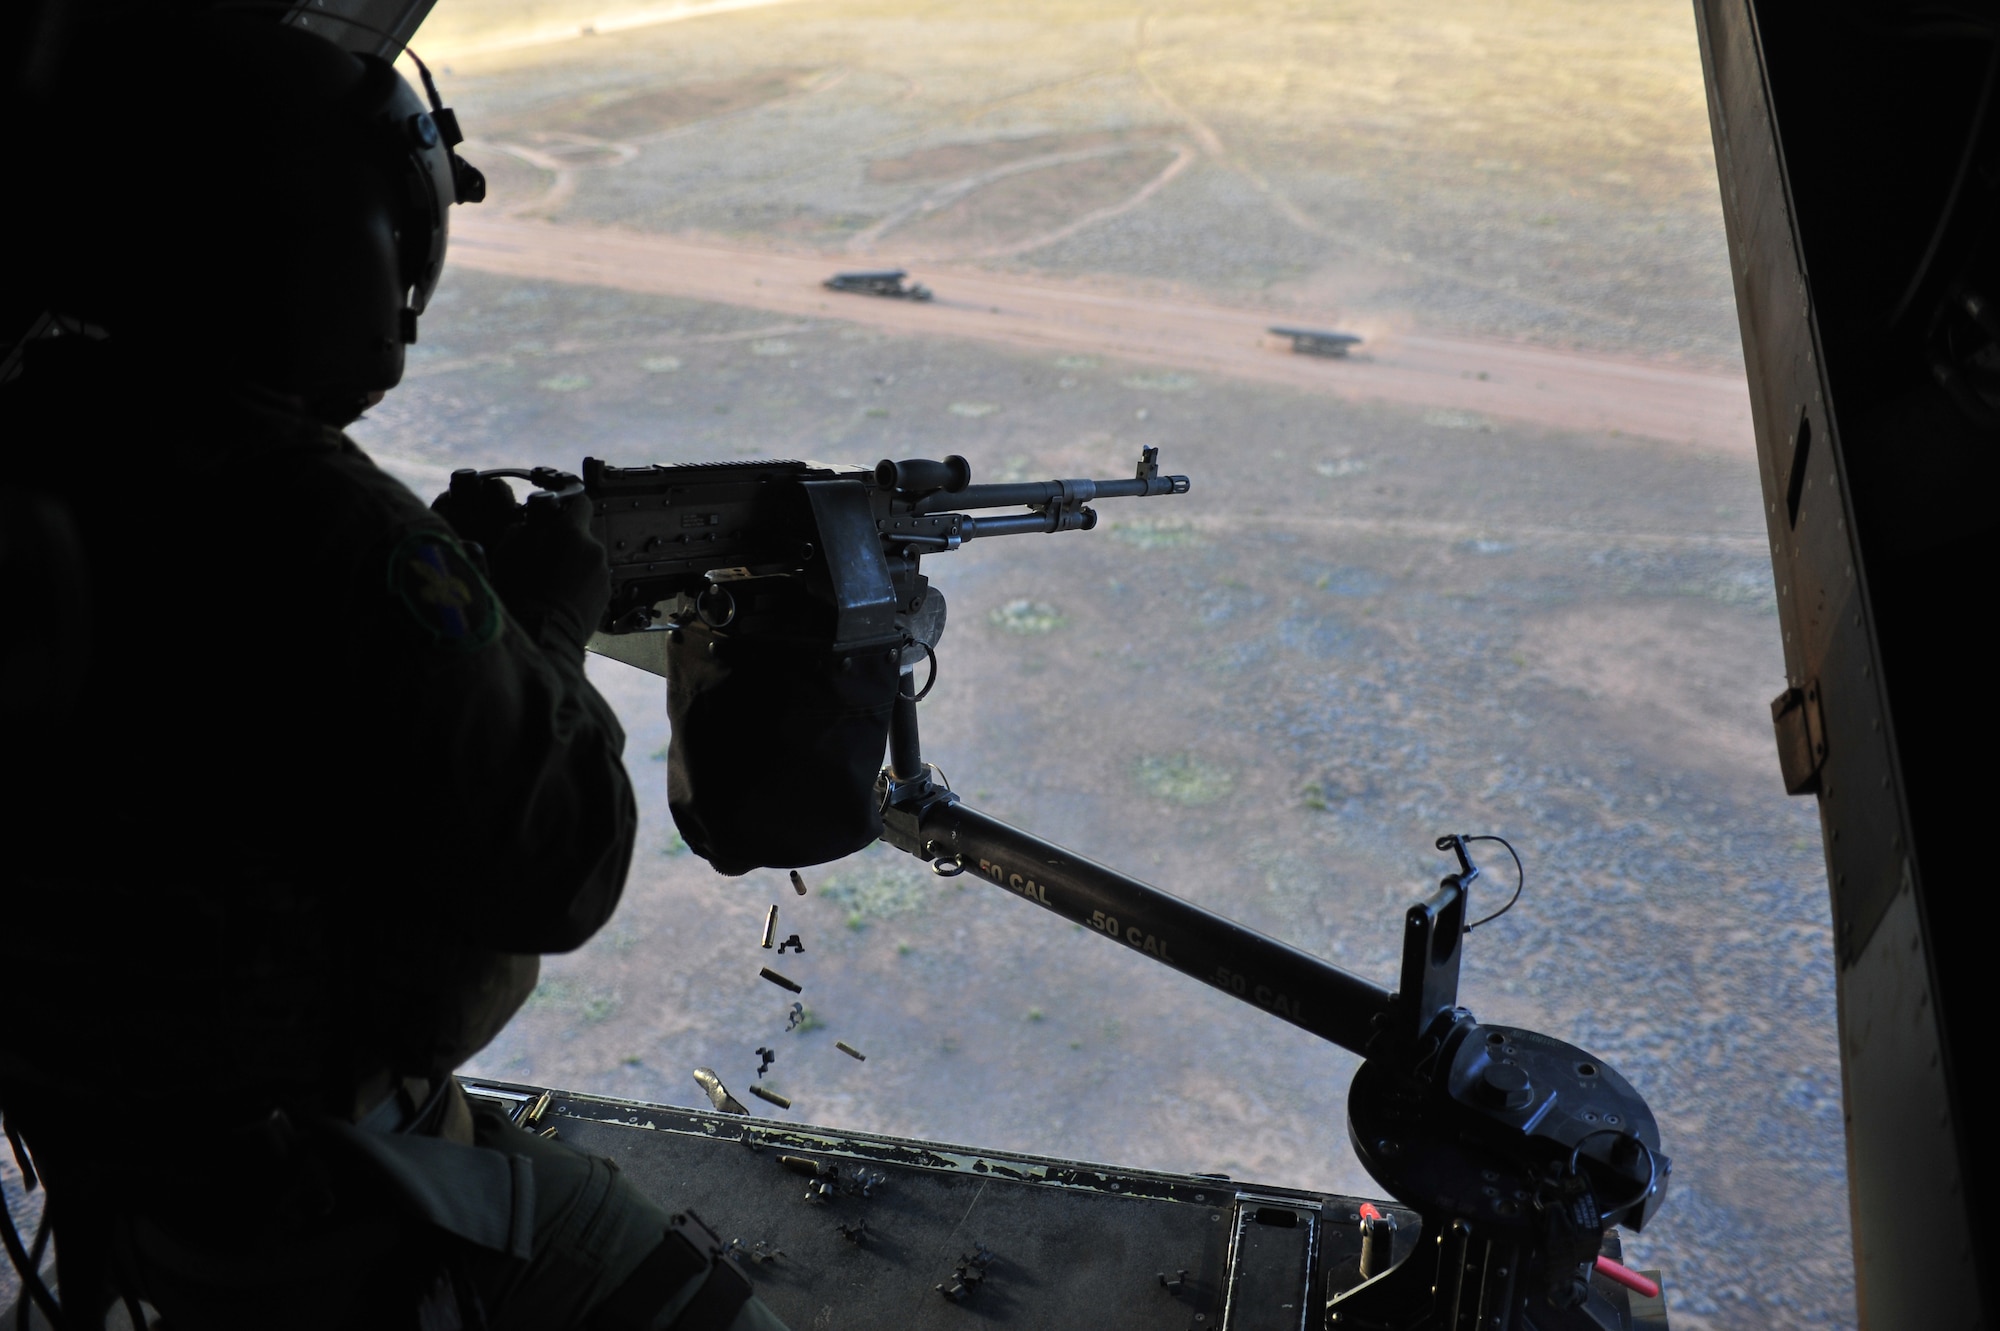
top-left (878, 789), bottom-right (1397, 1057)
top-left (875, 682), bottom-right (1670, 1331)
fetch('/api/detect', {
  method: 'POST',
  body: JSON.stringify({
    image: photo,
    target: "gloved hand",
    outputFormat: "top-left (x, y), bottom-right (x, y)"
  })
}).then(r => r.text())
top-left (488, 488), bottom-right (612, 652)
top-left (431, 474), bottom-right (522, 564)
top-left (432, 477), bottom-right (610, 651)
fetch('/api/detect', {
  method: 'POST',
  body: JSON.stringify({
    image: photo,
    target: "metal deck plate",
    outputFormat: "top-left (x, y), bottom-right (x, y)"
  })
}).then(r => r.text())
top-left (464, 1081), bottom-right (1417, 1330)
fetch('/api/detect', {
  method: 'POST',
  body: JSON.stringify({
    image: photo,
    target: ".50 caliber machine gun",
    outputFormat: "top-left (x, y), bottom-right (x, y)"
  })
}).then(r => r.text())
top-left (460, 449), bottom-right (1672, 1330)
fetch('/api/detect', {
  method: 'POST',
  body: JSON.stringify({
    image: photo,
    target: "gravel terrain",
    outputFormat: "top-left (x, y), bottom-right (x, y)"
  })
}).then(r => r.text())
top-left (435, 0), bottom-right (1743, 364)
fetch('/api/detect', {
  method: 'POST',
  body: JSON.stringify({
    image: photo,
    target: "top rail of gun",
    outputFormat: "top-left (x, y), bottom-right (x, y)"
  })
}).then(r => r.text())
top-left (912, 476), bottom-right (1187, 514)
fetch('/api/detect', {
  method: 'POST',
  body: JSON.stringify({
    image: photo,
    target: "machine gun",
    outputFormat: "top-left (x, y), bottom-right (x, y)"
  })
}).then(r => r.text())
top-left (447, 448), bottom-right (1190, 873)
top-left (461, 449), bottom-right (1672, 1330)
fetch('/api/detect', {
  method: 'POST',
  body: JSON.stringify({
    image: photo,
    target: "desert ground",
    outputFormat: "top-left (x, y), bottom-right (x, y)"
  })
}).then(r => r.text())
top-left (3, 3), bottom-right (1851, 1328)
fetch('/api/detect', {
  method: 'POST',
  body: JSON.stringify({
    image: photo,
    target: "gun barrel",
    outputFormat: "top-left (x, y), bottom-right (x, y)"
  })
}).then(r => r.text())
top-left (958, 510), bottom-right (1094, 540)
top-left (915, 473), bottom-right (1188, 514)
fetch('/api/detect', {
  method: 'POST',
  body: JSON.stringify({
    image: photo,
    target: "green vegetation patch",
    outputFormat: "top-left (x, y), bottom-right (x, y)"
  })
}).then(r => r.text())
top-left (1109, 516), bottom-right (1203, 550)
top-left (1136, 752), bottom-right (1235, 806)
top-left (818, 847), bottom-right (932, 929)
top-left (525, 975), bottom-right (619, 1024)
top-left (988, 599), bottom-right (1066, 633)
top-left (1121, 371), bottom-right (1198, 392)
top-left (538, 372), bottom-right (591, 392)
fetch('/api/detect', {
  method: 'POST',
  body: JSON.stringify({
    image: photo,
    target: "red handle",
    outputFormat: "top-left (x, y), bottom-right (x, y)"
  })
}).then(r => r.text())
top-left (1594, 1255), bottom-right (1661, 1300)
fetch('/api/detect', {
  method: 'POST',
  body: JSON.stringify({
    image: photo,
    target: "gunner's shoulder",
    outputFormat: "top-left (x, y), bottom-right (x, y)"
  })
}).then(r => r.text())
top-left (254, 418), bottom-right (445, 532)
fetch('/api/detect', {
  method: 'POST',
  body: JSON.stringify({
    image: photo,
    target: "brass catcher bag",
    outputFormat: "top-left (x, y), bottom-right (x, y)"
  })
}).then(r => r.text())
top-left (663, 610), bottom-right (901, 877)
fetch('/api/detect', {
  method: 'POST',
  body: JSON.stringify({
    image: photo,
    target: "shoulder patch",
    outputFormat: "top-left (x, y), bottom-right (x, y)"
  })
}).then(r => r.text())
top-left (389, 532), bottom-right (501, 650)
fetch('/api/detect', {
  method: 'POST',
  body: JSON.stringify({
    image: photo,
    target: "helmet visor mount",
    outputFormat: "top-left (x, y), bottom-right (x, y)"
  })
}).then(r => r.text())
top-left (356, 56), bottom-right (476, 328)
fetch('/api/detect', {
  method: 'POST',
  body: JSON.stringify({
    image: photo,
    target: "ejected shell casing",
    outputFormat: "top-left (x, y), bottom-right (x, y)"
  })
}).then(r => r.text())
top-left (692, 1067), bottom-right (748, 1115)
top-left (790, 870), bottom-right (808, 896)
top-left (761, 904), bottom-right (778, 949)
top-left (760, 967), bottom-right (802, 993)
top-left (835, 1041), bottom-right (866, 1061)
top-left (750, 1085), bottom-right (792, 1109)
top-left (779, 1155), bottom-right (833, 1178)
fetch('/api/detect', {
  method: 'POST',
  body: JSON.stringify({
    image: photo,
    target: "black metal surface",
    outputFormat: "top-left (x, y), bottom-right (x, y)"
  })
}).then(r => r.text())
top-left (1348, 1021), bottom-right (1665, 1239)
top-left (1327, 1221), bottom-right (1650, 1331)
top-left (958, 510), bottom-right (1095, 539)
top-left (1691, 2), bottom-right (1995, 1324)
top-left (916, 470), bottom-right (1191, 514)
top-left (888, 794), bottom-right (1394, 1057)
top-left (798, 478), bottom-right (899, 648)
top-left (1389, 854), bottom-right (1468, 1050)
top-left (1223, 1198), bottom-right (1318, 1331)
top-left (887, 689), bottom-right (923, 782)
top-left (461, 1081), bottom-right (1419, 1331)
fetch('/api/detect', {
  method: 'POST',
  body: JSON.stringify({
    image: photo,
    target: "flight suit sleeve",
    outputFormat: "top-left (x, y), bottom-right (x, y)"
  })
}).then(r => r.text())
top-left (339, 458), bottom-right (637, 956)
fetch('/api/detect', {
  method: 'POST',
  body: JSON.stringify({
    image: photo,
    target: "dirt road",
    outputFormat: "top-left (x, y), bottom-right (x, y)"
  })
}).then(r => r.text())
top-left (448, 213), bottom-right (1755, 454)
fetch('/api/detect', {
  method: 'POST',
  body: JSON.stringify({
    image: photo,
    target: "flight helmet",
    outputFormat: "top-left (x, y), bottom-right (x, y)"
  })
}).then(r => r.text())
top-left (18, 10), bottom-right (484, 415)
